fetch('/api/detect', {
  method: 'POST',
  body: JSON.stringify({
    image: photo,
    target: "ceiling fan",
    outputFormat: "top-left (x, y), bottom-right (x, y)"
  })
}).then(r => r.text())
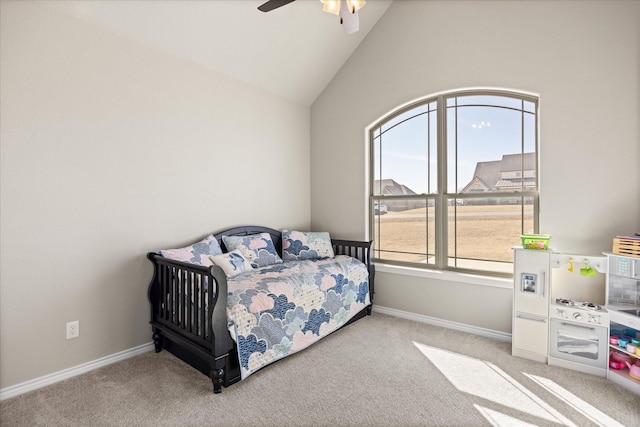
top-left (257, 0), bottom-right (366, 34)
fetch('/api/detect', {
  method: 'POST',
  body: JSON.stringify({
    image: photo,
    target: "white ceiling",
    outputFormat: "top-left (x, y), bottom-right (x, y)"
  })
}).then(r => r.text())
top-left (49, 0), bottom-right (393, 106)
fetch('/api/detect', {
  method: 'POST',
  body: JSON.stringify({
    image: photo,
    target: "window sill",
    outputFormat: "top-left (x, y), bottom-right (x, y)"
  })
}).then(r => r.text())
top-left (375, 263), bottom-right (513, 290)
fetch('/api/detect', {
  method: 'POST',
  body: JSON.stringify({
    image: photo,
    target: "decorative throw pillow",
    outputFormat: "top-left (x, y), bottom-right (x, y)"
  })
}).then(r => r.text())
top-left (210, 250), bottom-right (254, 278)
top-left (222, 233), bottom-right (283, 268)
top-left (282, 230), bottom-right (334, 261)
top-left (160, 234), bottom-right (223, 266)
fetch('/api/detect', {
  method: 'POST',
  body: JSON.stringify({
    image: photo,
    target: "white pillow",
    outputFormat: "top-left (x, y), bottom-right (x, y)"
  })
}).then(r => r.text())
top-left (210, 250), bottom-right (254, 278)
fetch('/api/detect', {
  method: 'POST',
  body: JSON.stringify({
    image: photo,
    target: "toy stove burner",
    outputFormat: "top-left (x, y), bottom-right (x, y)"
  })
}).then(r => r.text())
top-left (550, 299), bottom-right (608, 325)
top-left (579, 302), bottom-right (602, 311)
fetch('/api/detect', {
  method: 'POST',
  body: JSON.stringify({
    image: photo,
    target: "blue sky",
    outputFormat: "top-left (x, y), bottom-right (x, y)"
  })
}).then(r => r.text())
top-left (374, 97), bottom-right (535, 194)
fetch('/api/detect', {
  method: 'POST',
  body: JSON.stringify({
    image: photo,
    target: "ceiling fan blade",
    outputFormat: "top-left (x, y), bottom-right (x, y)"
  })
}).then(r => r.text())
top-left (258, 0), bottom-right (296, 12)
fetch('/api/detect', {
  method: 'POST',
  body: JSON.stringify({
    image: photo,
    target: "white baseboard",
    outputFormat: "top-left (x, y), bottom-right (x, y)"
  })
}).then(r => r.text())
top-left (372, 305), bottom-right (512, 342)
top-left (1, 309), bottom-right (509, 401)
top-left (0, 342), bottom-right (154, 401)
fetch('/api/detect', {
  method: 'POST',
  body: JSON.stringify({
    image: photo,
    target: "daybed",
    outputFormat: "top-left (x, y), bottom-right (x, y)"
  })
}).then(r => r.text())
top-left (147, 225), bottom-right (374, 393)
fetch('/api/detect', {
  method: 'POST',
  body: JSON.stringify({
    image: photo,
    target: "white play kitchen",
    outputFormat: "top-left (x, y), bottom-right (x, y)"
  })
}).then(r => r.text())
top-left (512, 235), bottom-right (640, 394)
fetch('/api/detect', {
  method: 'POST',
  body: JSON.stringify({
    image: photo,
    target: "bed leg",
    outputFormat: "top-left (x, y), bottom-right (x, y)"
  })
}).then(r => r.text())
top-left (152, 332), bottom-right (163, 353)
top-left (211, 368), bottom-right (224, 394)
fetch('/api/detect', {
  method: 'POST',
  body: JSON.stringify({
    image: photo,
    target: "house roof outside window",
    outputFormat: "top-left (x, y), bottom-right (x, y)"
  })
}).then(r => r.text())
top-left (374, 179), bottom-right (418, 196)
top-left (461, 153), bottom-right (536, 193)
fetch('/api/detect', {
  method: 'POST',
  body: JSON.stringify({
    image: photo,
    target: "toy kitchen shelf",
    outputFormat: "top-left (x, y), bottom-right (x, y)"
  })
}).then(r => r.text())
top-left (609, 313), bottom-right (640, 394)
top-left (605, 252), bottom-right (640, 394)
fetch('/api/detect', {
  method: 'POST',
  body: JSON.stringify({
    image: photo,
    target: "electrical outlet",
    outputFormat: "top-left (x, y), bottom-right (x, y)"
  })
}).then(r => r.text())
top-left (66, 320), bottom-right (79, 339)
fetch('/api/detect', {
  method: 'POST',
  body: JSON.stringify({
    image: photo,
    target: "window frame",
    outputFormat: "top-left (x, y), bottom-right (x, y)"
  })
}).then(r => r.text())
top-left (368, 88), bottom-right (539, 278)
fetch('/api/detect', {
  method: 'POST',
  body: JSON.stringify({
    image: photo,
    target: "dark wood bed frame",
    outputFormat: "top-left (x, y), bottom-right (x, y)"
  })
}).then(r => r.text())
top-left (147, 225), bottom-right (375, 393)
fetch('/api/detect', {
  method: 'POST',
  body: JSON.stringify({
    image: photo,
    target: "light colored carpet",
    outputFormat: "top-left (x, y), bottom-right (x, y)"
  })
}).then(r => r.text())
top-left (1, 312), bottom-right (639, 426)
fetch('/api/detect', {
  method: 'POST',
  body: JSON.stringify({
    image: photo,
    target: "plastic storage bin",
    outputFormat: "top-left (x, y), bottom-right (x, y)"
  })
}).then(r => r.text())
top-left (521, 234), bottom-right (551, 250)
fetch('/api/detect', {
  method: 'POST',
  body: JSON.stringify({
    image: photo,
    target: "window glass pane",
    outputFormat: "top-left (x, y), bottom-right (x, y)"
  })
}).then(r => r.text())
top-left (449, 105), bottom-right (525, 193)
top-left (524, 100), bottom-right (536, 113)
top-left (381, 104), bottom-right (429, 134)
top-left (523, 198), bottom-right (535, 235)
top-left (428, 109), bottom-right (438, 194)
top-left (446, 107), bottom-right (457, 192)
top-left (373, 198), bottom-right (434, 264)
top-left (378, 108), bottom-right (430, 196)
top-left (373, 135), bottom-right (382, 195)
top-left (447, 197), bottom-right (523, 274)
top-left (523, 113), bottom-right (535, 154)
top-left (523, 114), bottom-right (537, 191)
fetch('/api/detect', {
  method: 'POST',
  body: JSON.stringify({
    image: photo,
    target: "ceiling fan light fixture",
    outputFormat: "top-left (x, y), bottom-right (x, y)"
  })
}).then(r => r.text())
top-left (346, 0), bottom-right (366, 14)
top-left (321, 0), bottom-right (365, 16)
top-left (320, 0), bottom-right (341, 15)
top-left (339, 0), bottom-right (360, 33)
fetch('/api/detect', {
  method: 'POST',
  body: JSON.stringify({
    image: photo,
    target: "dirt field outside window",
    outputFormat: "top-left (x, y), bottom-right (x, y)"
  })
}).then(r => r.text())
top-left (374, 204), bottom-right (533, 267)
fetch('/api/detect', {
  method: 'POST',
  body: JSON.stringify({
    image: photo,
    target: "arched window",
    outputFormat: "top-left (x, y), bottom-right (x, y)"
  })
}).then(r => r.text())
top-left (370, 89), bottom-right (539, 276)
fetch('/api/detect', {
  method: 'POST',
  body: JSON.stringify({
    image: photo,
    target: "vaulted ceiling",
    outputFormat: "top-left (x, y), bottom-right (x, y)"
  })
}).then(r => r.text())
top-left (49, 0), bottom-right (393, 106)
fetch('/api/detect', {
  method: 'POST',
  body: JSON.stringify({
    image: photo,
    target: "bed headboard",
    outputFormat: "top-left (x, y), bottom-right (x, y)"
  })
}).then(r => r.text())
top-left (213, 225), bottom-right (283, 257)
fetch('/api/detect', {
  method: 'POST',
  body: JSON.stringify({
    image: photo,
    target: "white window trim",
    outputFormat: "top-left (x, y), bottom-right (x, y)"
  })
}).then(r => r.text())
top-left (365, 87), bottom-right (539, 277)
top-left (375, 262), bottom-right (513, 290)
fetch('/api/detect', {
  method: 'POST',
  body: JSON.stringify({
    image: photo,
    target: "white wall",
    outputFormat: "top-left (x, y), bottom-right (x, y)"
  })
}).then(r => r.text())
top-left (0, 2), bottom-right (310, 389)
top-left (310, 1), bottom-right (640, 332)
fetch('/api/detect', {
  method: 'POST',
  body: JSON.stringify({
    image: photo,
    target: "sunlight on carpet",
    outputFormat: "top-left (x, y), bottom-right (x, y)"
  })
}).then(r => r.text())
top-left (524, 373), bottom-right (626, 427)
top-left (413, 341), bottom-right (576, 427)
top-left (474, 404), bottom-right (539, 427)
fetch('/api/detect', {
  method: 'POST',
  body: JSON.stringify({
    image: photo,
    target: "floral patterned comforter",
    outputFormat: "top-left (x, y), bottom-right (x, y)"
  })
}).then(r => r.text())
top-left (226, 255), bottom-right (370, 379)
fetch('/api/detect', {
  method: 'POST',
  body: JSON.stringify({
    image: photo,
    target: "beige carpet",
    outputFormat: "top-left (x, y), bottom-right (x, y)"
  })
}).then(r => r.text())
top-left (2, 312), bottom-right (639, 426)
